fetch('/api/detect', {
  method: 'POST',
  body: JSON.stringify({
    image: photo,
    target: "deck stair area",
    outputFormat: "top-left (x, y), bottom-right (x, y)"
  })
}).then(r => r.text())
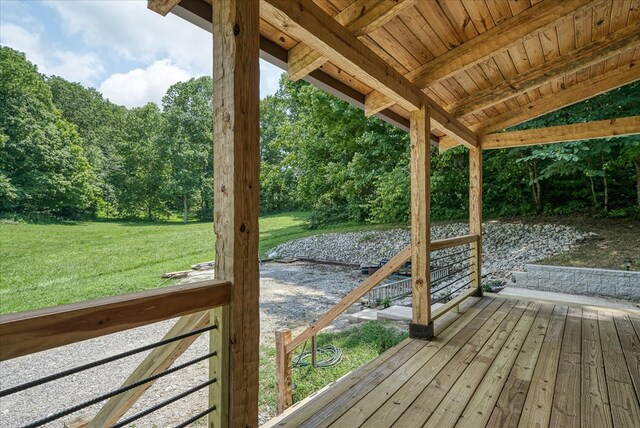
top-left (264, 295), bottom-right (640, 428)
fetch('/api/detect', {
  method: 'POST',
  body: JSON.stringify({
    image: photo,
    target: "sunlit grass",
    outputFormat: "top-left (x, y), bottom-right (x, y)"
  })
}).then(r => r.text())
top-left (0, 212), bottom-right (404, 314)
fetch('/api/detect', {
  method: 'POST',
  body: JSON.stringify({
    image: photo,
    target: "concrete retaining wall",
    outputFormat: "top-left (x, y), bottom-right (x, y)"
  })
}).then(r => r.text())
top-left (512, 264), bottom-right (640, 301)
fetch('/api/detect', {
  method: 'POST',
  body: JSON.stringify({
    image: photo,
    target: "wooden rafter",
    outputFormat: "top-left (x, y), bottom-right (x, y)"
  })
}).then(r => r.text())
top-left (147, 0), bottom-right (181, 16)
top-left (364, 0), bottom-right (593, 114)
top-left (288, 0), bottom-right (417, 81)
top-left (439, 60), bottom-right (640, 150)
top-left (449, 23), bottom-right (640, 118)
top-left (480, 116), bottom-right (640, 150)
top-left (261, 0), bottom-right (478, 148)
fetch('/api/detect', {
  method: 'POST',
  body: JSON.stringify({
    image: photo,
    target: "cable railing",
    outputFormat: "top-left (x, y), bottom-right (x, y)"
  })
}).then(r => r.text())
top-left (274, 234), bottom-right (482, 415)
top-left (0, 279), bottom-right (230, 427)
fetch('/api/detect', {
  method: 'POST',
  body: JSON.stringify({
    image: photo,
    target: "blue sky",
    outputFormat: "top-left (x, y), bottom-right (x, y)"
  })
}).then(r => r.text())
top-left (0, 0), bottom-right (284, 107)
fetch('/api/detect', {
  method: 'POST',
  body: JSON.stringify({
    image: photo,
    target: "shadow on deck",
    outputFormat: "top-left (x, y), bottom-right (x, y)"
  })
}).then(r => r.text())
top-left (264, 295), bottom-right (640, 428)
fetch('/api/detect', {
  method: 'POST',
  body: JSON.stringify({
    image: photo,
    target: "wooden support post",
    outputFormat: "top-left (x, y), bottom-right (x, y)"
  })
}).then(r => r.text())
top-left (211, 0), bottom-right (260, 426)
top-left (275, 329), bottom-right (293, 414)
top-left (409, 105), bottom-right (433, 340)
top-left (469, 146), bottom-right (483, 296)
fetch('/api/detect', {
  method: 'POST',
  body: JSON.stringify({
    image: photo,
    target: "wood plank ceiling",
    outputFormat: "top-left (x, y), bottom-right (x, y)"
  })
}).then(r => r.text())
top-left (196, 0), bottom-right (640, 145)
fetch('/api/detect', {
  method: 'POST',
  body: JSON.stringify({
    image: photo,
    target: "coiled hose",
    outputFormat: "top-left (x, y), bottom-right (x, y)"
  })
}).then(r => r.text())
top-left (292, 339), bottom-right (342, 368)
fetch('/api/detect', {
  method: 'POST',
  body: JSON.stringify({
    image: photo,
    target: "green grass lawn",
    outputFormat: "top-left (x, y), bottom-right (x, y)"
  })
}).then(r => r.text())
top-left (0, 212), bottom-right (402, 314)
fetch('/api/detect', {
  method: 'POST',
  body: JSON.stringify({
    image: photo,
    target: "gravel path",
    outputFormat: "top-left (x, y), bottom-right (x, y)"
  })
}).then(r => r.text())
top-left (0, 221), bottom-right (588, 426)
top-left (0, 263), bottom-right (361, 427)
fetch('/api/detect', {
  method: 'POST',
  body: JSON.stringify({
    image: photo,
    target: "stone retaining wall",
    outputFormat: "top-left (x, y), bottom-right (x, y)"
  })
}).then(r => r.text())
top-left (512, 264), bottom-right (640, 301)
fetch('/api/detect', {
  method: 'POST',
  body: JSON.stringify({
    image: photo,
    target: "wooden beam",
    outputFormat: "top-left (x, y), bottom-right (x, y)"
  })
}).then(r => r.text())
top-left (147, 0), bottom-right (181, 16)
top-left (366, 0), bottom-right (593, 116)
top-left (0, 279), bottom-right (230, 361)
top-left (365, 89), bottom-right (397, 117)
top-left (90, 312), bottom-right (210, 427)
top-left (287, 0), bottom-right (416, 81)
top-left (439, 60), bottom-right (640, 150)
top-left (469, 146), bottom-right (482, 294)
top-left (211, 0), bottom-right (260, 427)
top-left (480, 116), bottom-right (640, 149)
top-left (449, 23), bottom-right (640, 118)
top-left (261, 0), bottom-right (478, 148)
top-left (409, 105), bottom-right (432, 337)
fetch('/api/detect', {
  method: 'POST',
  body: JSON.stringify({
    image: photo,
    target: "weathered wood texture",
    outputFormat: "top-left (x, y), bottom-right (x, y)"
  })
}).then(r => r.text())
top-left (211, 0), bottom-right (261, 426)
top-left (275, 329), bottom-right (293, 415)
top-left (480, 115), bottom-right (640, 149)
top-left (263, 296), bottom-right (640, 428)
top-left (0, 279), bottom-right (230, 361)
top-left (410, 105), bottom-right (432, 327)
top-left (147, 0), bottom-right (181, 16)
top-left (469, 146), bottom-right (482, 292)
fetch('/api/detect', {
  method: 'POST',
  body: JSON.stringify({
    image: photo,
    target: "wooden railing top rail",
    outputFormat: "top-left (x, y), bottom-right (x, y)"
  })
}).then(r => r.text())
top-left (0, 279), bottom-right (231, 361)
top-left (430, 234), bottom-right (478, 252)
top-left (283, 234), bottom-right (480, 354)
top-left (285, 245), bottom-right (412, 354)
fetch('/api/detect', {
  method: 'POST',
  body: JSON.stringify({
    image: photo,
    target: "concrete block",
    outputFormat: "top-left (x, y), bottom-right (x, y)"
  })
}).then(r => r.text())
top-left (548, 271), bottom-right (576, 284)
top-left (377, 305), bottom-right (412, 321)
top-left (575, 272), bottom-right (601, 286)
top-left (616, 284), bottom-right (640, 302)
top-left (348, 309), bottom-right (378, 324)
top-left (589, 282), bottom-right (617, 297)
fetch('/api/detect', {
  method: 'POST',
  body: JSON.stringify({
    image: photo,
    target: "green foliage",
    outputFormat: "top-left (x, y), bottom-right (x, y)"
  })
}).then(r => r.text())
top-left (0, 47), bottom-right (98, 217)
top-left (290, 321), bottom-right (407, 402)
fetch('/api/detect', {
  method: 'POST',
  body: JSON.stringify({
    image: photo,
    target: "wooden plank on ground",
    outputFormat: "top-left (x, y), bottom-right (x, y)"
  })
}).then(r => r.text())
top-left (332, 297), bottom-right (506, 427)
top-left (486, 303), bottom-right (554, 427)
top-left (455, 302), bottom-right (542, 427)
top-left (517, 305), bottom-right (569, 427)
top-left (549, 306), bottom-right (583, 428)
top-left (598, 310), bottom-right (640, 427)
top-left (393, 299), bottom-right (523, 427)
top-left (614, 313), bottom-right (640, 401)
top-left (581, 308), bottom-right (613, 428)
top-left (358, 297), bottom-right (506, 428)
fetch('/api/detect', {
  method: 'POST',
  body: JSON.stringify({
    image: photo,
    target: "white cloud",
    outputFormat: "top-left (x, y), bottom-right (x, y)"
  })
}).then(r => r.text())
top-left (0, 22), bottom-right (104, 85)
top-left (99, 59), bottom-right (193, 108)
top-left (46, 0), bottom-right (212, 76)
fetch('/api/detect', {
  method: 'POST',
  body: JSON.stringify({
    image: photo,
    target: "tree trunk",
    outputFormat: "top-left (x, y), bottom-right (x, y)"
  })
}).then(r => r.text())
top-left (601, 152), bottom-right (609, 212)
top-left (527, 160), bottom-right (542, 213)
top-left (634, 155), bottom-right (640, 212)
top-left (589, 176), bottom-right (597, 206)
top-left (183, 193), bottom-right (188, 224)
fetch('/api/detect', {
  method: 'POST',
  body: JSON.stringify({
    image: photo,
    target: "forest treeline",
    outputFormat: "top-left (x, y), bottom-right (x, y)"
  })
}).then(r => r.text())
top-left (1, 46), bottom-right (639, 225)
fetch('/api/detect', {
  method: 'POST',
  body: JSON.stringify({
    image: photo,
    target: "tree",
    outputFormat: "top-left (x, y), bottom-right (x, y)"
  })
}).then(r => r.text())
top-left (112, 104), bottom-right (171, 220)
top-left (0, 47), bottom-right (97, 217)
top-left (161, 77), bottom-right (213, 222)
top-left (48, 76), bottom-right (127, 215)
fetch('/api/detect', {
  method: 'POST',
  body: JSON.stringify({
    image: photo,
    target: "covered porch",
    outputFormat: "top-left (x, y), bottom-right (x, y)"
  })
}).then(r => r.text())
top-left (266, 294), bottom-right (640, 428)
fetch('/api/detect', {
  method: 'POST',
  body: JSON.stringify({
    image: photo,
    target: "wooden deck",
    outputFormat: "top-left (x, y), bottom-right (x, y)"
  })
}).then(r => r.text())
top-left (264, 295), bottom-right (640, 428)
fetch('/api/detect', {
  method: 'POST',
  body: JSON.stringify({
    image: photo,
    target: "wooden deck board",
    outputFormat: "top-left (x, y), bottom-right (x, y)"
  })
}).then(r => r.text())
top-left (263, 296), bottom-right (640, 428)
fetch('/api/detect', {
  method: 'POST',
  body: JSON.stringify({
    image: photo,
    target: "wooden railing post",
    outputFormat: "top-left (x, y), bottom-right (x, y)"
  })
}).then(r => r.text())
top-left (211, 0), bottom-right (260, 426)
top-left (469, 146), bottom-right (483, 296)
top-left (409, 104), bottom-right (433, 340)
top-left (275, 329), bottom-right (293, 414)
